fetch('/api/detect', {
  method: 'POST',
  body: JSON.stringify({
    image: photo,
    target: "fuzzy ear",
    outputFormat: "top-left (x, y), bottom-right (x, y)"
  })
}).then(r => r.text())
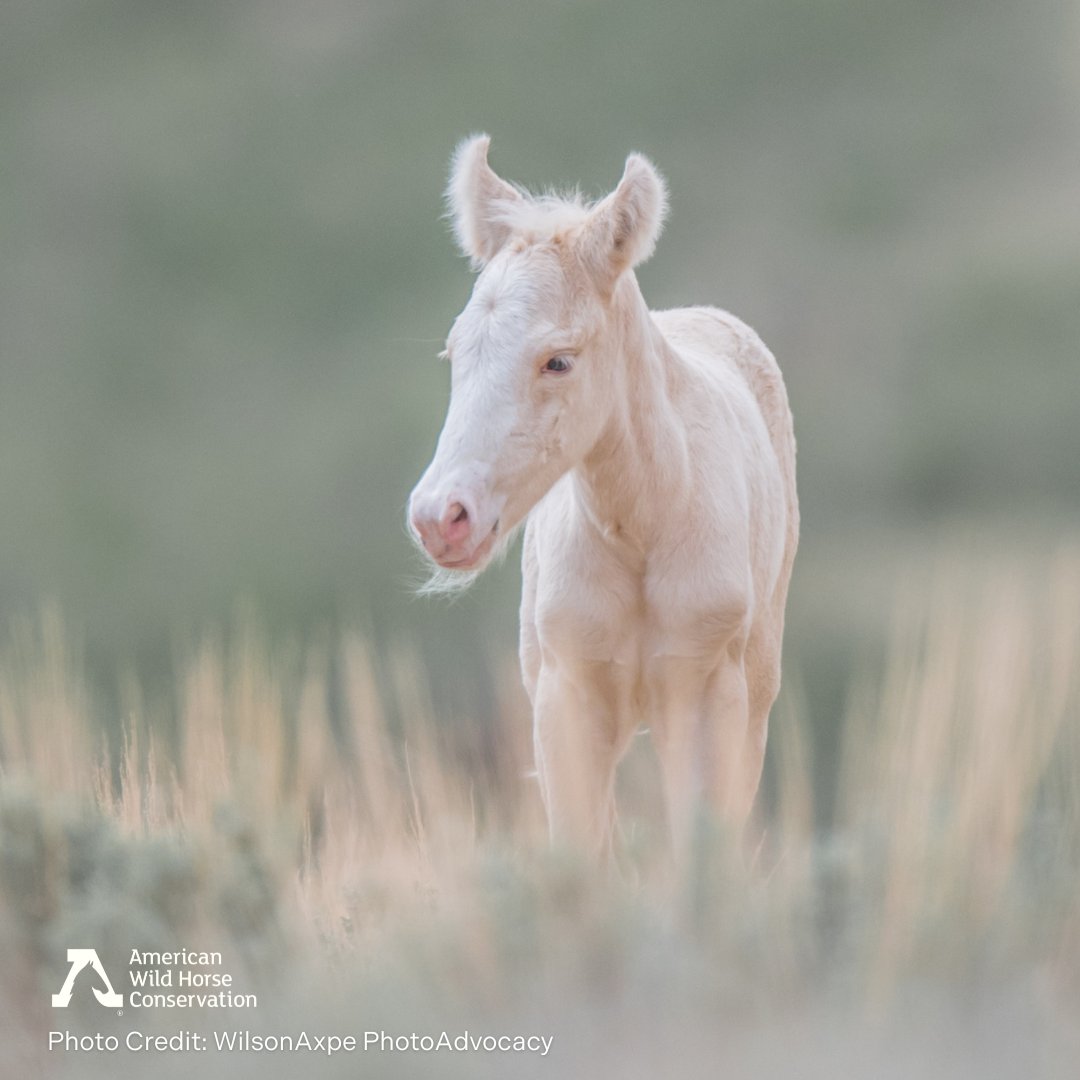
top-left (579, 153), bottom-right (668, 290)
top-left (446, 134), bottom-right (524, 268)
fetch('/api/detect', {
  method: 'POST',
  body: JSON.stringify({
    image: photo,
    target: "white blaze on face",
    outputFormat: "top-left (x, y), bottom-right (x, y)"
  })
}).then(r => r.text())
top-left (409, 246), bottom-right (587, 572)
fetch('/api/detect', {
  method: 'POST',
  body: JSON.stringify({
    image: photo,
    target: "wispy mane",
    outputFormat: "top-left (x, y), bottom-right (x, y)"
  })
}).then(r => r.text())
top-left (487, 188), bottom-right (592, 243)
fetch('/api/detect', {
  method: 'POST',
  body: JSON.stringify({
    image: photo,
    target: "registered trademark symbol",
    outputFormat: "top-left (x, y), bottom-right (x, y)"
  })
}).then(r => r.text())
top-left (117, 1010), bottom-right (123, 1016)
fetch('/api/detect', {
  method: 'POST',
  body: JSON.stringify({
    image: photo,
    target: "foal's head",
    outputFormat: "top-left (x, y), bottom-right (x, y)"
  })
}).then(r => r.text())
top-left (408, 135), bottom-right (667, 577)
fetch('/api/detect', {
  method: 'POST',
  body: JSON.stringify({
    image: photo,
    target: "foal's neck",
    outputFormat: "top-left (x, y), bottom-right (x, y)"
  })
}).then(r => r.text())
top-left (575, 276), bottom-right (688, 551)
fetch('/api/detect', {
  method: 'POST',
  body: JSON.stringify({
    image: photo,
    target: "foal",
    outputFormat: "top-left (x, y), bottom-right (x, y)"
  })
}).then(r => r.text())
top-left (409, 136), bottom-right (798, 855)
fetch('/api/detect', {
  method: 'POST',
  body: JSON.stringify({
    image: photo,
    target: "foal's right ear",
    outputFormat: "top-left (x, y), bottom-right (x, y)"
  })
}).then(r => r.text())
top-left (446, 135), bottom-right (524, 269)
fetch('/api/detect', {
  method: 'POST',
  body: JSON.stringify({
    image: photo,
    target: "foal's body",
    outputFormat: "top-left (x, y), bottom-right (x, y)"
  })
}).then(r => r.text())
top-left (409, 136), bottom-right (798, 854)
top-left (520, 295), bottom-right (797, 850)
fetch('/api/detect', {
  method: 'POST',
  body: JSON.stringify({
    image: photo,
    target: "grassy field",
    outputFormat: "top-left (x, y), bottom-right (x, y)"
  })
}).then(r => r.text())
top-left (1, 549), bottom-right (1077, 1078)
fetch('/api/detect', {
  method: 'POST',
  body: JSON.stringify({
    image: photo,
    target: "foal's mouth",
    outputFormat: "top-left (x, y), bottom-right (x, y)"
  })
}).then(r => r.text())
top-left (435, 521), bottom-right (499, 570)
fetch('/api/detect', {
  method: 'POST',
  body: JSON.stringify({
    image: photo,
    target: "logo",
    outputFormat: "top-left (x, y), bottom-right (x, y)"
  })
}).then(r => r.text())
top-left (52, 949), bottom-right (123, 1008)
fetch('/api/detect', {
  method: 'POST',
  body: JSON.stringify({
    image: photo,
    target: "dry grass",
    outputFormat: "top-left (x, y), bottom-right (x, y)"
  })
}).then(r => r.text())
top-left (1, 552), bottom-right (1078, 1078)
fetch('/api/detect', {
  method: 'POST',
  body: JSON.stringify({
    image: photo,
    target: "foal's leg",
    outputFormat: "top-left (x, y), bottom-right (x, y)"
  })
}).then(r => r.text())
top-left (532, 659), bottom-right (632, 855)
top-left (651, 643), bottom-right (751, 855)
top-left (737, 621), bottom-right (782, 822)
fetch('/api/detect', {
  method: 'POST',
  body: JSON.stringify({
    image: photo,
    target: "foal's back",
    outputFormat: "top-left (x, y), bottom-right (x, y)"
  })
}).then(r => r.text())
top-left (653, 304), bottom-right (799, 621)
top-left (653, 306), bottom-right (796, 492)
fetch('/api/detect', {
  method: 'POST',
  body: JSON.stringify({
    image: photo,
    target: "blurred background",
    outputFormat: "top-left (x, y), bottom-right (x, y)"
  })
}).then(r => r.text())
top-left (1, 0), bottom-right (1077, 778)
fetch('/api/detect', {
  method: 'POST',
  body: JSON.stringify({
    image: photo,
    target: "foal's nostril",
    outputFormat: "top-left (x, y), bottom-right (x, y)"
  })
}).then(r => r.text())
top-left (438, 500), bottom-right (472, 547)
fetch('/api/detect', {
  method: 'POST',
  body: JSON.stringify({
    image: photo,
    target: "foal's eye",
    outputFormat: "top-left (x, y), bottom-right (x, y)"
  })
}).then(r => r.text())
top-left (543, 356), bottom-right (572, 374)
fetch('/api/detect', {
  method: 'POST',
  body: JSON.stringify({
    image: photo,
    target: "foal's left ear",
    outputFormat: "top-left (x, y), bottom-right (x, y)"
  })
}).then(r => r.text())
top-left (580, 153), bottom-right (668, 291)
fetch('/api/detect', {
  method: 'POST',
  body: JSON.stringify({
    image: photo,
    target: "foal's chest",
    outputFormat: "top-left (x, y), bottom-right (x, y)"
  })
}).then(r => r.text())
top-left (534, 561), bottom-right (746, 671)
